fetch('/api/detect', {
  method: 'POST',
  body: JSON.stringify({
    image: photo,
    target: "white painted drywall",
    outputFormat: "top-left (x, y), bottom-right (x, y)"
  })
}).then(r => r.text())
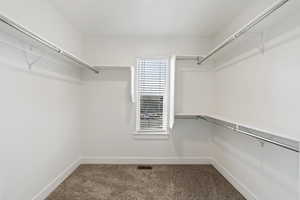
top-left (210, 7), bottom-right (300, 200)
top-left (212, 0), bottom-right (300, 66)
top-left (81, 67), bottom-right (213, 160)
top-left (83, 36), bottom-right (211, 66)
top-left (0, 59), bottom-right (82, 200)
top-left (0, 0), bottom-right (84, 58)
top-left (0, 6), bottom-right (83, 200)
top-left (212, 126), bottom-right (299, 200)
top-left (80, 36), bottom-right (214, 159)
top-left (83, 35), bottom-right (215, 114)
top-left (299, 156), bottom-right (300, 199)
top-left (214, 25), bottom-right (300, 143)
top-left (175, 60), bottom-right (215, 115)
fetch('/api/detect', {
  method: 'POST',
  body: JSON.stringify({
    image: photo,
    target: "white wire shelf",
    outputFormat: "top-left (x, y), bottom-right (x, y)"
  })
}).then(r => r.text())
top-left (175, 114), bottom-right (299, 153)
top-left (0, 13), bottom-right (99, 74)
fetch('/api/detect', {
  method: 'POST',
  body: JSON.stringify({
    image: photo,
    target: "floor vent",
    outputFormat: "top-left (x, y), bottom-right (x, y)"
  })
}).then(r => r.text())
top-left (137, 165), bottom-right (153, 170)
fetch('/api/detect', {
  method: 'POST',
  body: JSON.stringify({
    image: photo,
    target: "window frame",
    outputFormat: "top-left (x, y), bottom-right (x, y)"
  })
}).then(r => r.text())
top-left (135, 57), bottom-right (170, 135)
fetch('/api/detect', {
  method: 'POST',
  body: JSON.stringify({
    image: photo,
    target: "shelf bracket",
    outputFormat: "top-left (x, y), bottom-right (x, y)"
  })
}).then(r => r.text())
top-left (21, 45), bottom-right (43, 70)
top-left (28, 55), bottom-right (43, 70)
top-left (197, 56), bottom-right (201, 65)
top-left (259, 32), bottom-right (266, 54)
top-left (259, 140), bottom-right (265, 148)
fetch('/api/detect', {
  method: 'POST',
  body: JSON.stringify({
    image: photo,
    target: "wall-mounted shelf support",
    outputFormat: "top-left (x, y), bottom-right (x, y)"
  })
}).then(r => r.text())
top-left (0, 13), bottom-right (99, 74)
top-left (93, 65), bottom-right (135, 103)
top-left (21, 45), bottom-right (43, 70)
top-left (197, 0), bottom-right (290, 66)
top-left (259, 32), bottom-right (266, 54)
top-left (175, 114), bottom-right (299, 153)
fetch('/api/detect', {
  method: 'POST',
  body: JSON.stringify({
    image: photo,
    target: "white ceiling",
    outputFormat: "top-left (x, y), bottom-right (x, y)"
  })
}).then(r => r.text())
top-left (50, 0), bottom-right (257, 37)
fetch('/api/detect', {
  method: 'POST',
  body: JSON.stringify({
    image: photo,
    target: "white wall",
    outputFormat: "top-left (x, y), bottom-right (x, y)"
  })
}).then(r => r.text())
top-left (83, 35), bottom-right (215, 115)
top-left (0, 4), bottom-right (83, 199)
top-left (214, 27), bottom-right (300, 141)
top-left (81, 68), bottom-right (213, 161)
top-left (81, 36), bottom-right (215, 161)
top-left (213, 0), bottom-right (300, 66)
top-left (212, 126), bottom-right (299, 200)
top-left (0, 0), bottom-right (84, 58)
top-left (210, 4), bottom-right (300, 199)
top-left (83, 35), bottom-right (212, 66)
top-left (175, 60), bottom-right (215, 115)
top-left (0, 54), bottom-right (82, 200)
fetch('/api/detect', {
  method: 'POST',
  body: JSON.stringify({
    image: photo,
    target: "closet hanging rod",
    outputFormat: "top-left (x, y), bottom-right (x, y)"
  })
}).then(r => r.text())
top-left (197, 0), bottom-right (290, 65)
top-left (200, 116), bottom-right (299, 153)
top-left (94, 65), bottom-right (132, 69)
top-left (0, 14), bottom-right (99, 74)
top-left (176, 55), bottom-right (205, 65)
top-left (175, 114), bottom-right (299, 153)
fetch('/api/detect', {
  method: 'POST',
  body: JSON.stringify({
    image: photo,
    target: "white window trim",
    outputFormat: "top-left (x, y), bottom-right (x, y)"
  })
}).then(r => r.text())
top-left (169, 55), bottom-right (176, 129)
top-left (130, 66), bottom-right (135, 103)
top-left (133, 133), bottom-right (169, 140)
top-left (135, 57), bottom-right (170, 135)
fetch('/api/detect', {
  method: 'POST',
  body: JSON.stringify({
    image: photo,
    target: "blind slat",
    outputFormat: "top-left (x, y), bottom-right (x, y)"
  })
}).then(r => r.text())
top-left (136, 58), bottom-right (169, 132)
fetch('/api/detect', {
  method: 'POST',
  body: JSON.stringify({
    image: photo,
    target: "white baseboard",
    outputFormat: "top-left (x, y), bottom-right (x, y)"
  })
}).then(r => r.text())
top-left (32, 158), bottom-right (81, 200)
top-left (80, 156), bottom-right (213, 165)
top-left (211, 159), bottom-right (257, 200)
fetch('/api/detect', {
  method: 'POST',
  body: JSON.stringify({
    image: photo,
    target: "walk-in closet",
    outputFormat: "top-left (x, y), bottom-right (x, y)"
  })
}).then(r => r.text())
top-left (0, 0), bottom-right (300, 199)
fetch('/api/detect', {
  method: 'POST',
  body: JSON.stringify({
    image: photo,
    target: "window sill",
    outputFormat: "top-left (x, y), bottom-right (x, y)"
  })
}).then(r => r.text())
top-left (133, 132), bottom-right (169, 140)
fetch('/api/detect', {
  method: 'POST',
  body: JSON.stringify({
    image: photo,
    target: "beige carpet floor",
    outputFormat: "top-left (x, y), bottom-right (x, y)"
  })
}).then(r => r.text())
top-left (46, 164), bottom-right (246, 200)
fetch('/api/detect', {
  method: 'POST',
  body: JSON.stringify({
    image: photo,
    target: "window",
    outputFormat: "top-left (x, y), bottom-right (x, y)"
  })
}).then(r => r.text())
top-left (136, 58), bottom-right (169, 134)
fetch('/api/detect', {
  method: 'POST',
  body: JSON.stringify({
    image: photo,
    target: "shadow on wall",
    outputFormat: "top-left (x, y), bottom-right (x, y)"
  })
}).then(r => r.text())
top-left (212, 126), bottom-right (299, 200)
top-left (171, 119), bottom-right (213, 157)
top-left (0, 30), bottom-right (82, 81)
top-left (214, 3), bottom-right (300, 69)
top-left (81, 68), bottom-right (213, 158)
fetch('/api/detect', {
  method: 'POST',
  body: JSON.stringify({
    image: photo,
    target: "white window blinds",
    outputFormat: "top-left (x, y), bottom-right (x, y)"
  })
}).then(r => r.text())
top-left (136, 58), bottom-right (169, 133)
